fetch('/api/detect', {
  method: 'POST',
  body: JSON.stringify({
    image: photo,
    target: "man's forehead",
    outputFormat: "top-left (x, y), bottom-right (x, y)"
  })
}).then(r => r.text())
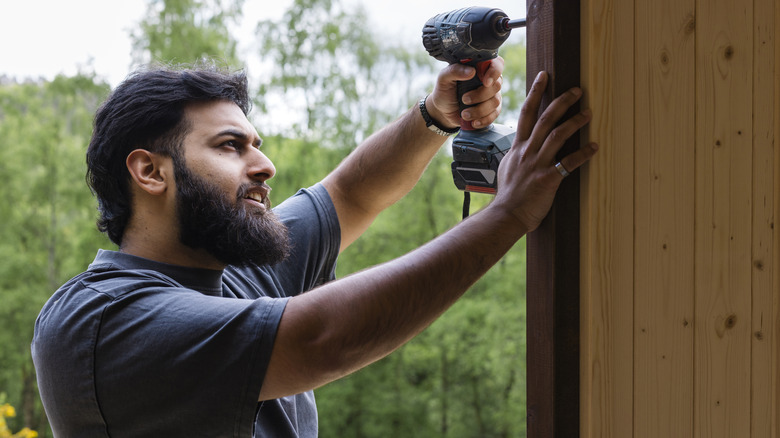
top-left (185, 100), bottom-right (258, 138)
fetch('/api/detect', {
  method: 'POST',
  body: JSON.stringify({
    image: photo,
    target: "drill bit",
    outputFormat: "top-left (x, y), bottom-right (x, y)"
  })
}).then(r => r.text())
top-left (498, 17), bottom-right (527, 32)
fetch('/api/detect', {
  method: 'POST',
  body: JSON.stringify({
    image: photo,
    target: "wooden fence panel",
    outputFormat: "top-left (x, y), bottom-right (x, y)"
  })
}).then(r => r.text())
top-left (578, 0), bottom-right (778, 436)
top-left (750, 0), bottom-right (779, 437)
top-left (580, 0), bottom-right (635, 436)
top-left (633, 0), bottom-right (697, 436)
top-left (694, 1), bottom-right (754, 436)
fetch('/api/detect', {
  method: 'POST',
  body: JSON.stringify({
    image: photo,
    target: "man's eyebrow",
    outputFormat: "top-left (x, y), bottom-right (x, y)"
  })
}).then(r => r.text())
top-left (212, 129), bottom-right (263, 147)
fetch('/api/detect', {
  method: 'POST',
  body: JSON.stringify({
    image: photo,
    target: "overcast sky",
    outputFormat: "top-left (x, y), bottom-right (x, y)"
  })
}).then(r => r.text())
top-left (0, 0), bottom-right (525, 87)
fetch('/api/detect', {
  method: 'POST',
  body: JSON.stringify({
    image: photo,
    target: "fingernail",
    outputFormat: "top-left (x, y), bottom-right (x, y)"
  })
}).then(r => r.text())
top-left (484, 77), bottom-right (494, 87)
top-left (462, 95), bottom-right (472, 105)
top-left (571, 88), bottom-right (582, 98)
top-left (472, 120), bottom-right (482, 128)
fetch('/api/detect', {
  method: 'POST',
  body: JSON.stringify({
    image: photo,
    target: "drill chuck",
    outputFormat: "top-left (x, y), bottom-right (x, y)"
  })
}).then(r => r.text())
top-left (422, 7), bottom-right (511, 66)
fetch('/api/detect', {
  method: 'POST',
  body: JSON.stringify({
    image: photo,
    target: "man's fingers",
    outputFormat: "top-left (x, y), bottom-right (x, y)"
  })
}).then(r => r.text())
top-left (557, 142), bottom-right (599, 178)
top-left (461, 94), bottom-right (503, 128)
top-left (526, 87), bottom-right (584, 151)
top-left (441, 63), bottom-right (477, 82)
top-left (480, 56), bottom-right (505, 87)
top-left (461, 58), bottom-right (504, 107)
top-left (537, 108), bottom-right (592, 163)
top-left (517, 71), bottom-right (548, 140)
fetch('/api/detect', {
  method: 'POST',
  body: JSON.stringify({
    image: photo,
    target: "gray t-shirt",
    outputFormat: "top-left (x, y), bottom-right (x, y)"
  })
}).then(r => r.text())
top-left (32, 184), bottom-right (340, 437)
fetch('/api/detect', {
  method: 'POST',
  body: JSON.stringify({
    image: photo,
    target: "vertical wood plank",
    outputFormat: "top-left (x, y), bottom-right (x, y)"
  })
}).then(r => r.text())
top-left (579, 0), bottom-right (635, 436)
top-left (772, 2), bottom-right (780, 435)
top-left (751, 0), bottom-right (777, 436)
top-left (694, 0), bottom-right (754, 437)
top-left (577, 0), bottom-right (777, 436)
top-left (633, 0), bottom-right (696, 437)
top-left (525, 0), bottom-right (581, 436)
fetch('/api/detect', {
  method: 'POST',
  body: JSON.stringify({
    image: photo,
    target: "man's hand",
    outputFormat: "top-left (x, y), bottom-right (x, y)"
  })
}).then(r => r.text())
top-left (263, 70), bottom-right (597, 401)
top-left (490, 70), bottom-right (599, 231)
top-left (425, 57), bottom-right (505, 130)
top-left (322, 56), bottom-right (505, 252)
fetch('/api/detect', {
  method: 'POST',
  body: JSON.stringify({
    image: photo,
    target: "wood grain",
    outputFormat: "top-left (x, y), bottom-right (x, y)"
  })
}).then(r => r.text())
top-left (526, 0), bottom-right (582, 436)
top-left (694, 0), bottom-right (754, 436)
top-left (633, 0), bottom-right (696, 436)
top-left (750, 0), bottom-right (777, 436)
top-left (579, 0), bottom-right (635, 436)
top-left (577, 1), bottom-right (778, 436)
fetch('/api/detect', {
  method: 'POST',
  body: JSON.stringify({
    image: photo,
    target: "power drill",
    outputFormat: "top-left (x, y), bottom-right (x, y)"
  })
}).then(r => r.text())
top-left (422, 7), bottom-right (526, 204)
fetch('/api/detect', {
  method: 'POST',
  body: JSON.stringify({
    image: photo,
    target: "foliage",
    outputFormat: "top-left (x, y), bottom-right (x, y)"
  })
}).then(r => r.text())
top-left (254, 0), bottom-right (437, 147)
top-left (1, 0), bottom-right (530, 436)
top-left (256, 5), bottom-right (531, 432)
top-left (261, 134), bottom-right (345, 202)
top-left (315, 150), bottom-right (528, 437)
top-left (0, 73), bottom-right (111, 437)
top-left (263, 114), bottom-right (529, 438)
top-left (0, 401), bottom-right (37, 438)
top-left (130, 0), bottom-right (245, 68)
top-left (494, 40), bottom-right (528, 125)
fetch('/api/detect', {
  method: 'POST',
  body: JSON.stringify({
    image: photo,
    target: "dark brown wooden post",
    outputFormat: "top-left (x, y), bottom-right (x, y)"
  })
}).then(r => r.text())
top-left (525, 0), bottom-right (581, 437)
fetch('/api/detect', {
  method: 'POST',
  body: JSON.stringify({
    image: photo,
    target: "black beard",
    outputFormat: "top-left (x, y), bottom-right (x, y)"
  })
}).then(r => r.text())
top-left (174, 159), bottom-right (291, 267)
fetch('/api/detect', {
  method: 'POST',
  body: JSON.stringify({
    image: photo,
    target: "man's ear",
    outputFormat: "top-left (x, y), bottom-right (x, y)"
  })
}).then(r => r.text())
top-left (126, 149), bottom-right (171, 196)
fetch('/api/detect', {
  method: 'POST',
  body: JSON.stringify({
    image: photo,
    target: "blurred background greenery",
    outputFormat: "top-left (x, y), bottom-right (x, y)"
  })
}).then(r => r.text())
top-left (0, 0), bottom-right (528, 436)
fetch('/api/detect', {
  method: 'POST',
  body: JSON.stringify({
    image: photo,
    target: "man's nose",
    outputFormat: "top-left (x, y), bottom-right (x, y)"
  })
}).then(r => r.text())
top-left (247, 147), bottom-right (276, 182)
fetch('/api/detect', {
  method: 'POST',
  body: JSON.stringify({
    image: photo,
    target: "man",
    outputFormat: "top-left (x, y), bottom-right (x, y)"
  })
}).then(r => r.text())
top-left (32, 59), bottom-right (597, 437)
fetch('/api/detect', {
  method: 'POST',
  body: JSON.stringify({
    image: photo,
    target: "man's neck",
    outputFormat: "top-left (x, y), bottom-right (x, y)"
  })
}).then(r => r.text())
top-left (120, 230), bottom-right (226, 271)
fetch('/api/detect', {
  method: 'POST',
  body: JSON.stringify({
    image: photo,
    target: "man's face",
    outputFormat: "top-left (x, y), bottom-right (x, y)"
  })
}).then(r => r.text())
top-left (174, 100), bottom-right (290, 267)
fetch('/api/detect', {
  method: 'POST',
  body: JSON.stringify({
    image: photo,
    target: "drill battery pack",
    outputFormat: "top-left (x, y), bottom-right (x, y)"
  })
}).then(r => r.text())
top-left (450, 124), bottom-right (515, 194)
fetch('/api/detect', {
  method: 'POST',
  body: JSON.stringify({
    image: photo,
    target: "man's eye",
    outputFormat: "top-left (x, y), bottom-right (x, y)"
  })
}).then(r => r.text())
top-left (221, 140), bottom-right (239, 149)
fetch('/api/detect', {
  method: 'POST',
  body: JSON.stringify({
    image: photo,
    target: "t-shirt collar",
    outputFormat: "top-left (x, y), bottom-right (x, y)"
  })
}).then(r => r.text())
top-left (90, 249), bottom-right (224, 296)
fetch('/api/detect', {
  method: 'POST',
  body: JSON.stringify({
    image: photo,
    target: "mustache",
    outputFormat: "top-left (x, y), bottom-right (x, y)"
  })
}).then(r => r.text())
top-left (236, 183), bottom-right (273, 208)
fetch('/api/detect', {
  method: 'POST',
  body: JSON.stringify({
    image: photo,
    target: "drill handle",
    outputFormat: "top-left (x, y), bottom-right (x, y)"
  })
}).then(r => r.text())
top-left (457, 60), bottom-right (492, 131)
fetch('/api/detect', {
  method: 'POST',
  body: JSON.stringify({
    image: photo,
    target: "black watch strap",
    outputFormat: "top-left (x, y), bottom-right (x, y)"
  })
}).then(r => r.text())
top-left (419, 95), bottom-right (460, 136)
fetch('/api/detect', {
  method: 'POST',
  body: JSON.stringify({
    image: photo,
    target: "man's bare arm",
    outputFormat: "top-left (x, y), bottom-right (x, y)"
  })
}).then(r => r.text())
top-left (321, 59), bottom-right (505, 252)
top-left (259, 71), bottom-right (599, 401)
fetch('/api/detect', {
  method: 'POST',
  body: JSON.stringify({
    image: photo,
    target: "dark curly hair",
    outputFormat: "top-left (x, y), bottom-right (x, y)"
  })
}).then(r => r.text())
top-left (86, 62), bottom-right (251, 245)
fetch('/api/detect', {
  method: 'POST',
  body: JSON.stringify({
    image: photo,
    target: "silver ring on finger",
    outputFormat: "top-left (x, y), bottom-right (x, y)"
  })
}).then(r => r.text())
top-left (555, 161), bottom-right (570, 178)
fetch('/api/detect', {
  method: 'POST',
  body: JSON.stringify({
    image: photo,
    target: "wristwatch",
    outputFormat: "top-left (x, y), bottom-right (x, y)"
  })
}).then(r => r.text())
top-left (419, 95), bottom-right (460, 136)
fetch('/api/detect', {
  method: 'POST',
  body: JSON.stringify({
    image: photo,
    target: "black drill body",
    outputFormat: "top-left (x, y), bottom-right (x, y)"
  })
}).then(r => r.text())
top-left (422, 6), bottom-right (523, 195)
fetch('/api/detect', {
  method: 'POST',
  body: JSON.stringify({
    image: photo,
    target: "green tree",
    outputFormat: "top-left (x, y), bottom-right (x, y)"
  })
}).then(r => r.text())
top-left (251, 0), bottom-right (529, 435)
top-left (131, 0), bottom-right (245, 68)
top-left (315, 152), bottom-right (528, 437)
top-left (0, 1), bottom-right (529, 436)
top-left (0, 74), bottom-right (112, 437)
top-left (254, 0), bottom-right (436, 146)
top-left (495, 40), bottom-right (527, 123)
top-left (261, 134), bottom-right (344, 203)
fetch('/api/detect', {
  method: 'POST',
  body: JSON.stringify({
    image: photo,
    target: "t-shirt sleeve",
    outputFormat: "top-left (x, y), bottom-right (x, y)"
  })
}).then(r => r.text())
top-left (93, 282), bottom-right (288, 437)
